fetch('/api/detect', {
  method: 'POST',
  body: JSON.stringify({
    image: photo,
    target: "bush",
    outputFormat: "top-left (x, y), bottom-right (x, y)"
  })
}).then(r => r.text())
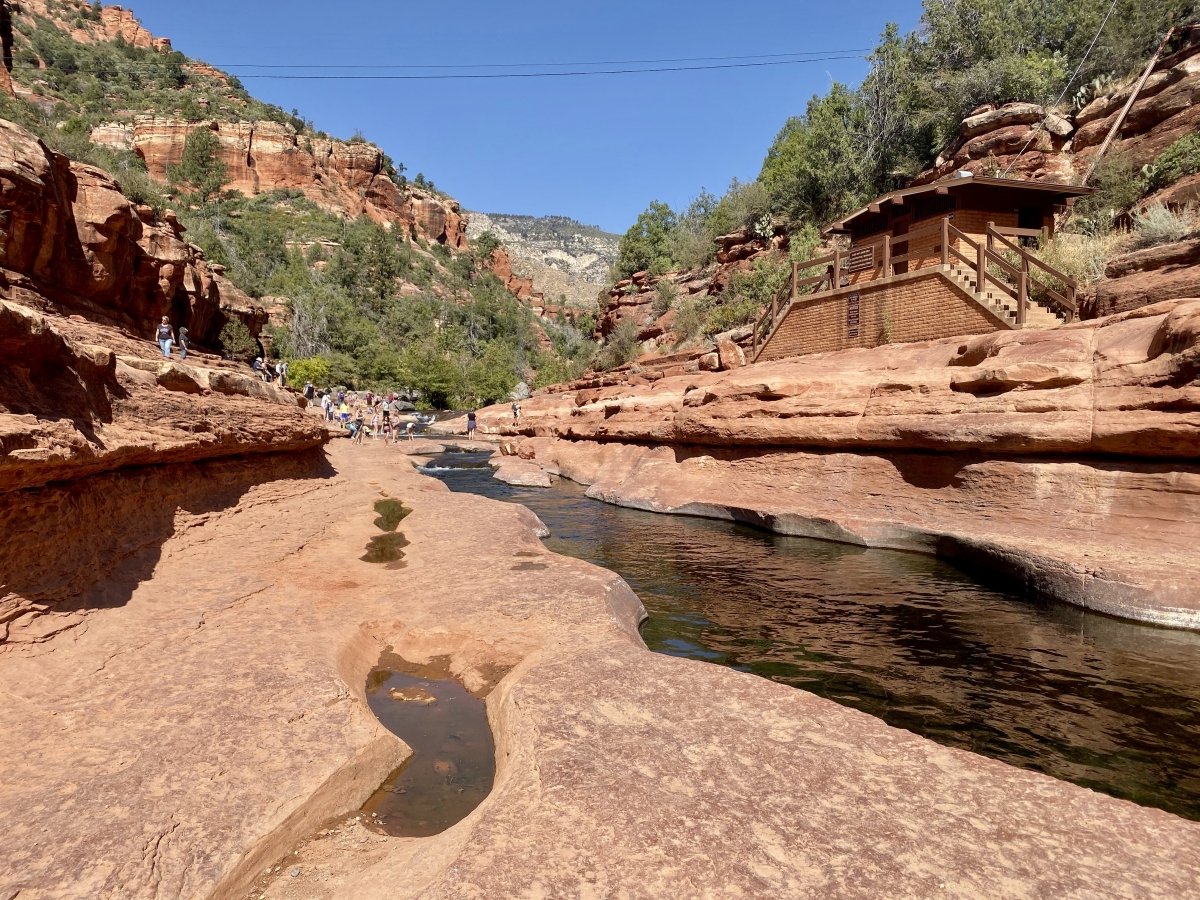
top-left (1143, 134), bottom-right (1200, 194)
top-left (219, 318), bottom-right (258, 361)
top-left (1128, 204), bottom-right (1196, 250)
top-left (1033, 229), bottom-right (1125, 286)
top-left (596, 318), bottom-right (642, 370)
top-left (672, 297), bottom-right (704, 345)
top-left (651, 279), bottom-right (677, 318)
top-left (286, 356), bottom-right (331, 388)
top-left (1075, 153), bottom-right (1144, 224)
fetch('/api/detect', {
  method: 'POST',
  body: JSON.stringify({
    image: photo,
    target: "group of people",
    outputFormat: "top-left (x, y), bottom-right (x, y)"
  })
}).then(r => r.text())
top-left (252, 357), bottom-right (288, 386)
top-left (318, 389), bottom-right (418, 444)
top-left (155, 317), bottom-right (190, 360)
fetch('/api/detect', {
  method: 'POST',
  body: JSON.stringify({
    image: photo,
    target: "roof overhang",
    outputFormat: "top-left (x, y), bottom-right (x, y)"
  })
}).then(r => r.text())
top-left (823, 174), bottom-right (1095, 236)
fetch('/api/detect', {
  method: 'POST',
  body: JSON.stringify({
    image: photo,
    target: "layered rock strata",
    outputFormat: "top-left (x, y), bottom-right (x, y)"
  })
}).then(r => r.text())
top-left (484, 298), bottom-right (1200, 628)
top-left (0, 118), bottom-right (266, 347)
top-left (90, 119), bottom-right (468, 248)
top-left (3, 439), bottom-right (1199, 900)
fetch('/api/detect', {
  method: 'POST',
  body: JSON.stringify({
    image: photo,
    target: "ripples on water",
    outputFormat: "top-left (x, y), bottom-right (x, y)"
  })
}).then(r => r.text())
top-left (424, 453), bottom-right (1200, 820)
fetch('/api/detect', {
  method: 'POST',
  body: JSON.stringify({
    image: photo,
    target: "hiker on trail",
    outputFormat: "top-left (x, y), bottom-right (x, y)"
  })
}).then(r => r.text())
top-left (155, 317), bottom-right (174, 358)
top-left (277, 360), bottom-right (289, 388)
top-left (406, 420), bottom-right (415, 441)
top-left (511, 400), bottom-right (521, 424)
top-left (253, 357), bottom-right (264, 377)
top-left (177, 326), bottom-right (190, 361)
top-left (304, 381), bottom-right (314, 401)
top-left (352, 407), bottom-right (367, 445)
top-left (467, 410), bottom-right (477, 439)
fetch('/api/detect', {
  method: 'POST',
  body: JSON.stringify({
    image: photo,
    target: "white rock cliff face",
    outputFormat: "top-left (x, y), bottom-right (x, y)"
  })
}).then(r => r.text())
top-left (467, 211), bottom-right (619, 308)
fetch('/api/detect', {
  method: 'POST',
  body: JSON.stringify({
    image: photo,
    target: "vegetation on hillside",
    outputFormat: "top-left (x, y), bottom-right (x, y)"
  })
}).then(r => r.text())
top-left (613, 0), bottom-right (1193, 283)
top-left (601, 0), bottom-right (1197, 367)
top-left (0, 2), bottom-right (596, 402)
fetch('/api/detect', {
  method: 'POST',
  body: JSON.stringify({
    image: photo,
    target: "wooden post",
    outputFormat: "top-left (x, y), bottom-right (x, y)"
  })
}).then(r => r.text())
top-left (771, 294), bottom-right (778, 324)
top-left (1017, 272), bottom-right (1028, 326)
top-left (791, 261), bottom-right (798, 299)
top-left (832, 248), bottom-right (842, 289)
top-left (883, 234), bottom-right (892, 276)
top-left (976, 240), bottom-right (986, 294)
top-left (940, 217), bottom-right (948, 266)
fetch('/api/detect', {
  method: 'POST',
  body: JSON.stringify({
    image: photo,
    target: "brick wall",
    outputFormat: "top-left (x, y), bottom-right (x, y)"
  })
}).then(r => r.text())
top-left (756, 269), bottom-right (1004, 362)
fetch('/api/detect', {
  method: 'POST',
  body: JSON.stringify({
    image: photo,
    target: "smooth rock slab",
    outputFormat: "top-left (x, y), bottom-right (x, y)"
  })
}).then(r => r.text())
top-left (3, 442), bottom-right (1200, 900)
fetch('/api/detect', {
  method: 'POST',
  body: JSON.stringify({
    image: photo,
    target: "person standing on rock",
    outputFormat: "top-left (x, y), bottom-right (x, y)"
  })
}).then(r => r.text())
top-left (511, 400), bottom-right (521, 425)
top-left (352, 407), bottom-right (367, 445)
top-left (277, 360), bottom-right (289, 388)
top-left (177, 326), bottom-right (190, 360)
top-left (155, 317), bottom-right (174, 359)
top-left (467, 410), bottom-right (477, 439)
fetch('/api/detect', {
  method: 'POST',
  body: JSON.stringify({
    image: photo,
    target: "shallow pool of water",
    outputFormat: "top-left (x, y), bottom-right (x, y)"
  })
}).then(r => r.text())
top-left (425, 456), bottom-right (1200, 821)
top-left (361, 653), bottom-right (495, 837)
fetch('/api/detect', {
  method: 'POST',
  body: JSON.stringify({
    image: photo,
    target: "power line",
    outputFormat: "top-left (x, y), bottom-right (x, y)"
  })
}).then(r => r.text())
top-left (225, 56), bottom-right (866, 80)
top-left (208, 49), bottom-right (872, 70)
top-left (16, 52), bottom-right (866, 80)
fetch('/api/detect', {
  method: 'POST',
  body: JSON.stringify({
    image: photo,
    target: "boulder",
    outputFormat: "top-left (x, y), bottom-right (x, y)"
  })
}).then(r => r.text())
top-left (716, 336), bottom-right (746, 371)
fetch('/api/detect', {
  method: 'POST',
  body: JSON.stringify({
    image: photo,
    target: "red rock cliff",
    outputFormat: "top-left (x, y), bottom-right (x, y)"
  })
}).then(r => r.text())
top-left (90, 119), bottom-right (468, 249)
top-left (0, 118), bottom-right (264, 347)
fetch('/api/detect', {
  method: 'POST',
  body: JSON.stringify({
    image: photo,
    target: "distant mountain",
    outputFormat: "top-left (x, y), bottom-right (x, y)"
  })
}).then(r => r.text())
top-left (467, 212), bottom-right (620, 309)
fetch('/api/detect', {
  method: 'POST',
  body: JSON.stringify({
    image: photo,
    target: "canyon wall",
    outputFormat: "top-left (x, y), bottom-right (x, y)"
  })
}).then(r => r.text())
top-left (0, 118), bottom-right (267, 346)
top-left (90, 119), bottom-right (469, 249)
top-left (486, 297), bottom-right (1200, 628)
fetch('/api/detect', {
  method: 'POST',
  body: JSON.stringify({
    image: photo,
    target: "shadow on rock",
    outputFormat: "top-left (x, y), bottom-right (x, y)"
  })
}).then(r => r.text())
top-left (0, 448), bottom-right (333, 649)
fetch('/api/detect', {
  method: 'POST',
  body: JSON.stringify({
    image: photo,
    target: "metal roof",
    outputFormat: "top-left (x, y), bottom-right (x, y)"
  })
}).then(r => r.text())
top-left (823, 174), bottom-right (1094, 235)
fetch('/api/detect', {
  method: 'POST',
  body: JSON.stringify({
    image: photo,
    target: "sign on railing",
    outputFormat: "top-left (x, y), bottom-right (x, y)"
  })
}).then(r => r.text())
top-left (847, 292), bottom-right (861, 339)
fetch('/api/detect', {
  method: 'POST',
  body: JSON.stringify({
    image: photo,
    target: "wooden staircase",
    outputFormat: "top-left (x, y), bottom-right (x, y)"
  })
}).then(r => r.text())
top-left (750, 218), bottom-right (1080, 362)
top-left (943, 264), bottom-right (1066, 329)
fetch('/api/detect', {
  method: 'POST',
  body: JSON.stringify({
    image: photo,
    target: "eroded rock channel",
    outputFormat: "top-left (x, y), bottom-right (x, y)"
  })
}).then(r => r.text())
top-left (361, 652), bottom-right (496, 837)
top-left (425, 452), bottom-right (1200, 821)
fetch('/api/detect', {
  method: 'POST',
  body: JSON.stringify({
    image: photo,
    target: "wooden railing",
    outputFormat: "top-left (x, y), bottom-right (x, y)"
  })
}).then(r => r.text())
top-left (939, 219), bottom-right (1078, 324)
top-left (985, 224), bottom-right (1078, 322)
top-left (751, 249), bottom-right (845, 360)
top-left (751, 216), bottom-right (1080, 359)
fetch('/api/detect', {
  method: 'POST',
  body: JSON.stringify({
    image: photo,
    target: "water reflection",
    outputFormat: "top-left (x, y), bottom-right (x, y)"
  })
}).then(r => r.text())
top-left (427, 457), bottom-right (1200, 820)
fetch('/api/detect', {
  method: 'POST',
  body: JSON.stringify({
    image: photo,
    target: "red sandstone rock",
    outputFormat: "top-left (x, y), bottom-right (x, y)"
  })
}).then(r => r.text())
top-left (0, 118), bottom-right (265, 347)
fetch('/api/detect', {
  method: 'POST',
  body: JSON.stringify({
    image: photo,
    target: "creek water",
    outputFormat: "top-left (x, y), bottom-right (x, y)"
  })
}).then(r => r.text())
top-left (423, 450), bottom-right (1200, 821)
top-left (360, 654), bottom-right (496, 837)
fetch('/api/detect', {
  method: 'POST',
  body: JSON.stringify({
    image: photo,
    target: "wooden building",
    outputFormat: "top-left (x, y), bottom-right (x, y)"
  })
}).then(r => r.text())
top-left (752, 175), bottom-right (1093, 363)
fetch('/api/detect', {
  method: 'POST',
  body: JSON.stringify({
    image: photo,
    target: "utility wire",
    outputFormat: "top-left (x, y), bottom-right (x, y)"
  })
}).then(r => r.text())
top-left (17, 53), bottom-right (865, 80)
top-left (207, 49), bottom-right (873, 70)
top-left (1000, 0), bottom-right (1119, 177)
top-left (222, 56), bottom-right (865, 80)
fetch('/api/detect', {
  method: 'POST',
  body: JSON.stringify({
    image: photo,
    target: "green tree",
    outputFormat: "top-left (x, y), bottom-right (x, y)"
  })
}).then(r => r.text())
top-left (168, 127), bottom-right (228, 203)
top-left (614, 201), bottom-right (677, 279)
top-left (759, 84), bottom-right (865, 226)
top-left (219, 317), bottom-right (257, 361)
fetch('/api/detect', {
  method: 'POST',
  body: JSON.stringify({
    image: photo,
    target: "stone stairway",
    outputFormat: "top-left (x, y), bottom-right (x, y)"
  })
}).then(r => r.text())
top-left (945, 264), bottom-right (1065, 329)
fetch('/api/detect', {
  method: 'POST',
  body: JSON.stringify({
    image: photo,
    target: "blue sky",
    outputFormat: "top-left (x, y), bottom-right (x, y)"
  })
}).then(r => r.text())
top-left (126, 0), bottom-right (923, 233)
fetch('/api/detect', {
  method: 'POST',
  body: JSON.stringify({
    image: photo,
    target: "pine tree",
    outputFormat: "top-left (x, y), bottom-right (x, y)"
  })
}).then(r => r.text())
top-left (167, 127), bottom-right (228, 204)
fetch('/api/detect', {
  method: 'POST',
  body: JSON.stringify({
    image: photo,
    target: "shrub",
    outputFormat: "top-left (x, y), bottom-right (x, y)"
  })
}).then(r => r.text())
top-left (1142, 135), bottom-right (1200, 195)
top-left (672, 297), bottom-right (704, 345)
top-left (651, 279), bottom-right (677, 318)
top-left (1076, 153), bottom-right (1143, 224)
top-left (1128, 204), bottom-right (1196, 251)
top-left (219, 317), bottom-right (258, 360)
top-left (596, 318), bottom-right (642, 370)
top-left (287, 356), bottom-right (332, 387)
top-left (1033, 229), bottom-right (1125, 287)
